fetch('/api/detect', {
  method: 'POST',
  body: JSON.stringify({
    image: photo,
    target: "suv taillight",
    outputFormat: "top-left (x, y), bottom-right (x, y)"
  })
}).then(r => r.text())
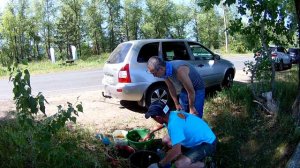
top-left (118, 64), bottom-right (131, 83)
top-left (271, 53), bottom-right (277, 58)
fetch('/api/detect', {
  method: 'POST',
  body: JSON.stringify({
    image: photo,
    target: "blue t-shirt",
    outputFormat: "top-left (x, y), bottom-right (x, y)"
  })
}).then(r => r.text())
top-left (167, 111), bottom-right (216, 148)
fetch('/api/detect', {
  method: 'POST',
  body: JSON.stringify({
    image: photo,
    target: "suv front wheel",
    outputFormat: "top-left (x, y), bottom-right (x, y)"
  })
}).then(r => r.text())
top-left (145, 84), bottom-right (171, 108)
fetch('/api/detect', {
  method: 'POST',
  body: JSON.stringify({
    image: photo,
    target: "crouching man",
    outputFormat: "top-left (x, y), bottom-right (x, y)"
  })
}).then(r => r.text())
top-left (145, 100), bottom-right (217, 168)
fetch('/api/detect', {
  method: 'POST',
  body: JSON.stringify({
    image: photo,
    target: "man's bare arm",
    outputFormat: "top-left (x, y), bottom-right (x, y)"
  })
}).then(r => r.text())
top-left (176, 66), bottom-right (197, 114)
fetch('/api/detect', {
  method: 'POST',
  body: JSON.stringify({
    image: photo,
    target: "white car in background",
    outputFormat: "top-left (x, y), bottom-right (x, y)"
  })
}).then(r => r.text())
top-left (254, 46), bottom-right (292, 71)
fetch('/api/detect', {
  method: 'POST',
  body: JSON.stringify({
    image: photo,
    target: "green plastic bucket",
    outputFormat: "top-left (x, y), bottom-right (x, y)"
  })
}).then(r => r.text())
top-left (126, 128), bottom-right (155, 150)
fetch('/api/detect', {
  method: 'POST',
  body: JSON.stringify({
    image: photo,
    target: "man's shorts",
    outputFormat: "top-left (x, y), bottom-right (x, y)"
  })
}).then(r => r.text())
top-left (181, 139), bottom-right (217, 163)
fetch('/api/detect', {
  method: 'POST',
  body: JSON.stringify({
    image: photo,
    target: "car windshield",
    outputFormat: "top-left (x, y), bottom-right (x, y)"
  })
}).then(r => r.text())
top-left (106, 43), bottom-right (132, 64)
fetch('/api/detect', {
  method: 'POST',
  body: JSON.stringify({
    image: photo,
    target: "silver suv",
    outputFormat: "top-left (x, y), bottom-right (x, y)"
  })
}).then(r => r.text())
top-left (102, 39), bottom-right (235, 107)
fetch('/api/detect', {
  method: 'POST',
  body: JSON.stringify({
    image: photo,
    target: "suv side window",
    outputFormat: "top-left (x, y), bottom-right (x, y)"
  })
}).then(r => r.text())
top-left (162, 42), bottom-right (189, 61)
top-left (137, 42), bottom-right (159, 63)
top-left (188, 42), bottom-right (213, 60)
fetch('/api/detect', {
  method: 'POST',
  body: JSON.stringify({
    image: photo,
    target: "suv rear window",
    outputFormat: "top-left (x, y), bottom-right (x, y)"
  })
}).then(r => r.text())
top-left (137, 42), bottom-right (159, 63)
top-left (107, 43), bottom-right (132, 64)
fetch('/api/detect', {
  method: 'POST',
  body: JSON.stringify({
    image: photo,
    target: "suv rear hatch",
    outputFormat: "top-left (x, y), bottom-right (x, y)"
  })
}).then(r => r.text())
top-left (102, 42), bottom-right (133, 86)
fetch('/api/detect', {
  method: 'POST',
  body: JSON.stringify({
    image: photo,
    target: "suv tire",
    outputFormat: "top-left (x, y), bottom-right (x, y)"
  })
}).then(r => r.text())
top-left (277, 60), bottom-right (284, 71)
top-left (222, 71), bottom-right (234, 89)
top-left (145, 84), bottom-right (171, 108)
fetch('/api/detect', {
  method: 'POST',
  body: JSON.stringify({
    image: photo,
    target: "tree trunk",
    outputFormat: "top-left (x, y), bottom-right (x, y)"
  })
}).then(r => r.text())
top-left (223, 4), bottom-right (228, 53)
top-left (47, 25), bottom-right (51, 59)
top-left (293, 0), bottom-right (300, 125)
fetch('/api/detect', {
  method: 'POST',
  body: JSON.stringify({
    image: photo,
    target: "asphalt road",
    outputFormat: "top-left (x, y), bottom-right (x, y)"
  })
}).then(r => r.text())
top-left (0, 69), bottom-right (104, 100)
top-left (0, 55), bottom-right (254, 101)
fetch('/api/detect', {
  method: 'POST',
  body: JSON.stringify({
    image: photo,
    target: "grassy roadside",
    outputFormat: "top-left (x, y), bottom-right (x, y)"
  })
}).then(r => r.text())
top-left (0, 53), bottom-right (299, 167)
top-left (204, 66), bottom-right (299, 167)
top-left (0, 68), bottom-right (298, 167)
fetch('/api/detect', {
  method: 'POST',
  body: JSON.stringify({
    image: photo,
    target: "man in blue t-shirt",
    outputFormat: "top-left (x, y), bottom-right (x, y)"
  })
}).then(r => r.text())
top-left (144, 100), bottom-right (217, 168)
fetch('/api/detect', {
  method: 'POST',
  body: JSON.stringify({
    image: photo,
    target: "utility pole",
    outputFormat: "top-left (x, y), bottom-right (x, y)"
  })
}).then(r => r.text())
top-left (223, 1), bottom-right (229, 53)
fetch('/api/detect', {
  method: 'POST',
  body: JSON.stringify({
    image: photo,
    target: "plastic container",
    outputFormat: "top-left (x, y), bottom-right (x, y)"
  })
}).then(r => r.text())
top-left (126, 128), bottom-right (155, 150)
top-left (112, 130), bottom-right (128, 146)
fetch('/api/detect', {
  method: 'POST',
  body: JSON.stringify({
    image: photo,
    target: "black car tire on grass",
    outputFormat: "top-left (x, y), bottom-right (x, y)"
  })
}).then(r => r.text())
top-left (277, 60), bottom-right (284, 71)
top-left (222, 71), bottom-right (234, 89)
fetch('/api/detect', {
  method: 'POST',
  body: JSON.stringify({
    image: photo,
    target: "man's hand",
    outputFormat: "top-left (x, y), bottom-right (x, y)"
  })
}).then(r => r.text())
top-left (189, 106), bottom-right (198, 116)
top-left (141, 132), bottom-right (153, 141)
top-left (175, 103), bottom-right (182, 111)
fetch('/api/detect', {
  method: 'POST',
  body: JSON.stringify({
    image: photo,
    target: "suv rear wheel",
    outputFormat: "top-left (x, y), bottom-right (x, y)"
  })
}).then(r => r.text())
top-left (145, 84), bottom-right (171, 108)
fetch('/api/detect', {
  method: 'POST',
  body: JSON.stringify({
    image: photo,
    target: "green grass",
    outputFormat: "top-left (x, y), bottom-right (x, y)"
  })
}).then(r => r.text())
top-left (0, 55), bottom-right (299, 167)
top-left (0, 119), bottom-right (111, 168)
top-left (204, 67), bottom-right (299, 167)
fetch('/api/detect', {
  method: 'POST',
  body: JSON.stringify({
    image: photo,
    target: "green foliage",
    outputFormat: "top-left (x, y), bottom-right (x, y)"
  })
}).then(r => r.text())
top-left (0, 0), bottom-right (298, 67)
top-left (205, 74), bottom-right (299, 167)
top-left (243, 53), bottom-right (274, 96)
top-left (123, 0), bottom-right (143, 40)
top-left (142, 0), bottom-right (176, 38)
top-left (10, 68), bottom-right (47, 125)
top-left (0, 119), bottom-right (109, 168)
top-left (0, 64), bottom-right (111, 167)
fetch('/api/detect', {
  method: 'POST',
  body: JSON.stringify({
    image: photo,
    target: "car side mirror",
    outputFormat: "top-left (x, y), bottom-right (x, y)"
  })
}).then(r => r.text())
top-left (214, 54), bottom-right (221, 60)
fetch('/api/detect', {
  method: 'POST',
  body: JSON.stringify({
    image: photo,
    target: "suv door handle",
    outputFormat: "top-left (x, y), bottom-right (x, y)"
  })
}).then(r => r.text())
top-left (197, 64), bottom-right (204, 67)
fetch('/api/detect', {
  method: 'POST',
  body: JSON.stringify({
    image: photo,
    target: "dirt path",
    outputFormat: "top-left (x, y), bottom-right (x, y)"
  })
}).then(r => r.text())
top-left (0, 90), bottom-right (159, 136)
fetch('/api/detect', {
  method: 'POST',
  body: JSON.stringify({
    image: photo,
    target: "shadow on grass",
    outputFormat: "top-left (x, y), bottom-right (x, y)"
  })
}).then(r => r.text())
top-left (205, 81), bottom-right (299, 168)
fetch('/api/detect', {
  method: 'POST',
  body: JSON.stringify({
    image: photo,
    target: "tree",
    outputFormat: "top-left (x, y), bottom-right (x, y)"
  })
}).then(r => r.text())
top-left (0, 0), bottom-right (32, 64)
top-left (199, 0), bottom-right (297, 113)
top-left (292, 0), bottom-right (300, 125)
top-left (172, 5), bottom-right (191, 39)
top-left (85, 0), bottom-right (106, 55)
top-left (142, 0), bottom-right (176, 38)
top-left (55, 0), bottom-right (84, 60)
top-left (33, 0), bottom-right (57, 60)
top-left (104, 0), bottom-right (122, 51)
top-left (122, 0), bottom-right (143, 40)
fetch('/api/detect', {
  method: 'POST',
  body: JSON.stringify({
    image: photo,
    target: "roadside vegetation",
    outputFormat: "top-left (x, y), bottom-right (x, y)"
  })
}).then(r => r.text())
top-left (0, 0), bottom-right (299, 167)
top-left (0, 64), bottom-right (298, 167)
top-left (204, 65), bottom-right (300, 167)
